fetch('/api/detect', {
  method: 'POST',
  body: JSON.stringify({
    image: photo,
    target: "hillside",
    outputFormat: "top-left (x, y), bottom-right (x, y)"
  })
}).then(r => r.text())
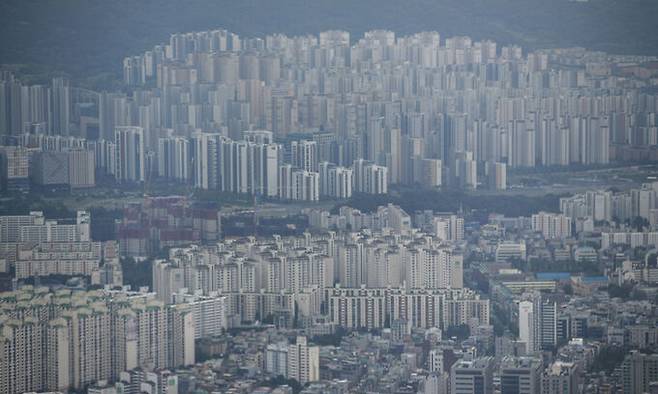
top-left (1, 0), bottom-right (657, 83)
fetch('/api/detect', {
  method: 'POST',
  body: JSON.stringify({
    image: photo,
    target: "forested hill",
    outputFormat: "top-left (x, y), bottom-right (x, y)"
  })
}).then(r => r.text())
top-left (1, 0), bottom-right (657, 82)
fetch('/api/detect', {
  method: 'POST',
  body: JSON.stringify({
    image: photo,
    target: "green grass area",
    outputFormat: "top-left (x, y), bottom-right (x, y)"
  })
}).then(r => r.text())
top-left (337, 188), bottom-right (563, 220)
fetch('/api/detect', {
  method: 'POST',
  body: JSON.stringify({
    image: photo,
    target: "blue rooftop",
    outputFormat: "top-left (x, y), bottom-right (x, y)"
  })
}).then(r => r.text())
top-left (581, 276), bottom-right (608, 283)
top-left (536, 272), bottom-right (571, 281)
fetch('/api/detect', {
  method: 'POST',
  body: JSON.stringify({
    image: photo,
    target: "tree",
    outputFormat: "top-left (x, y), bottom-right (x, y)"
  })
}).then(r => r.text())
top-left (563, 283), bottom-right (574, 295)
top-left (632, 216), bottom-right (650, 231)
top-left (311, 327), bottom-right (348, 347)
top-left (446, 324), bottom-right (471, 340)
top-left (261, 376), bottom-right (303, 394)
top-left (607, 283), bottom-right (633, 300)
top-left (120, 257), bottom-right (153, 289)
top-left (590, 346), bottom-right (626, 374)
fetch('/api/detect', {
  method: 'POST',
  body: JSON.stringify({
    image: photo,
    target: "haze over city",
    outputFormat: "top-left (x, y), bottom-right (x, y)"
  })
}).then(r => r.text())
top-left (1, 1), bottom-right (658, 393)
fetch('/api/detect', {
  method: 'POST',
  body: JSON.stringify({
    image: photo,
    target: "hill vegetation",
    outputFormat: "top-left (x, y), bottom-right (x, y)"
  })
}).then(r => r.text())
top-left (1, 0), bottom-right (657, 86)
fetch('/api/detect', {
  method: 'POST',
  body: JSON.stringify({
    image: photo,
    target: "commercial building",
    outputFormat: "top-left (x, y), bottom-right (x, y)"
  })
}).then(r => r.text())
top-left (499, 357), bottom-right (542, 394)
top-left (540, 361), bottom-right (579, 394)
top-left (450, 357), bottom-right (493, 394)
top-left (621, 351), bottom-right (658, 394)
